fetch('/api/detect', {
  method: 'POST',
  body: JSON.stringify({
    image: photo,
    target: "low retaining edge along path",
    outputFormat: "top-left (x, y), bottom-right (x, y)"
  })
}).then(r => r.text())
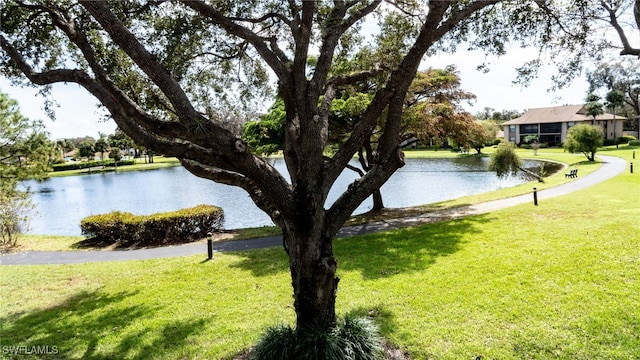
top-left (0, 155), bottom-right (627, 266)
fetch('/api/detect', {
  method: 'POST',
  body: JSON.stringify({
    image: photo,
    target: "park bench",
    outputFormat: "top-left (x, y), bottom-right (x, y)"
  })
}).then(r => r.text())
top-left (565, 169), bottom-right (578, 178)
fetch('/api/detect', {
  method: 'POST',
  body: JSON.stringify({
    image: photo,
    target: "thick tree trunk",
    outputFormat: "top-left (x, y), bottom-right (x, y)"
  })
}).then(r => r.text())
top-left (285, 229), bottom-right (339, 331)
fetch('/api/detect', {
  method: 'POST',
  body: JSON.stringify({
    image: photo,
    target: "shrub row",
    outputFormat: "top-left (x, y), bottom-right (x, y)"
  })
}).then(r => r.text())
top-left (629, 139), bottom-right (640, 146)
top-left (602, 136), bottom-right (637, 146)
top-left (80, 205), bottom-right (224, 247)
top-left (618, 136), bottom-right (636, 143)
top-left (53, 159), bottom-right (136, 172)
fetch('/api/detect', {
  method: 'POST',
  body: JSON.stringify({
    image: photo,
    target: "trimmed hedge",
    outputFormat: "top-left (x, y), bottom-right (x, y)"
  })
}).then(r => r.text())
top-left (602, 137), bottom-right (638, 147)
top-left (618, 136), bottom-right (636, 144)
top-left (629, 140), bottom-right (640, 146)
top-left (80, 205), bottom-right (224, 247)
top-left (53, 159), bottom-right (136, 172)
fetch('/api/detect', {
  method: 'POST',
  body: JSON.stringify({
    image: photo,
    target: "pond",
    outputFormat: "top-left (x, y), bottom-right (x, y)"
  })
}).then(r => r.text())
top-left (21, 157), bottom-right (533, 236)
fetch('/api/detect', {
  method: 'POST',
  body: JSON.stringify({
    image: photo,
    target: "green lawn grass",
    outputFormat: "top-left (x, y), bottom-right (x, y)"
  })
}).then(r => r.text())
top-left (2, 146), bottom-right (638, 359)
top-left (11, 235), bottom-right (87, 252)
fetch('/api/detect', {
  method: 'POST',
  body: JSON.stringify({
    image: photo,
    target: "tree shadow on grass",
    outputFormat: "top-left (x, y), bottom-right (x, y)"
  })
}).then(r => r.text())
top-left (71, 236), bottom-right (114, 249)
top-left (336, 214), bottom-right (494, 280)
top-left (227, 247), bottom-right (290, 277)
top-left (1, 289), bottom-right (207, 359)
top-left (574, 159), bottom-right (604, 167)
top-left (228, 214), bottom-right (493, 280)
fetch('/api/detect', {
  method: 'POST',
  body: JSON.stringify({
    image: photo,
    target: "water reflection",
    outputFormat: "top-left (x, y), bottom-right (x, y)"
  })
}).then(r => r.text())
top-left (22, 157), bottom-right (530, 236)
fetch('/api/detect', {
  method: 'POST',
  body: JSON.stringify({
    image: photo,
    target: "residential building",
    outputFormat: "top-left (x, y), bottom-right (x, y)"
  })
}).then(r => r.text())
top-left (502, 105), bottom-right (625, 146)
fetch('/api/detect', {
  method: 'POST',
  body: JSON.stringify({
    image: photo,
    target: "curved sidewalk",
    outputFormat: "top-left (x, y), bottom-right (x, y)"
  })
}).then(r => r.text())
top-left (0, 155), bottom-right (628, 266)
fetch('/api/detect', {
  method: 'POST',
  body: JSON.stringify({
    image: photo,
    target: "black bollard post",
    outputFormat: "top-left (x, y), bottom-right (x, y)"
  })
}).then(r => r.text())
top-left (631, 162), bottom-right (634, 174)
top-left (207, 232), bottom-right (213, 260)
top-left (633, 150), bottom-right (636, 159)
top-left (533, 187), bottom-right (538, 206)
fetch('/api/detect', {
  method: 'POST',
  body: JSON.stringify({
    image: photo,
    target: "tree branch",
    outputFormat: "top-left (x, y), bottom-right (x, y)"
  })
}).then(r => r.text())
top-left (77, 0), bottom-right (253, 155)
top-left (180, 0), bottom-right (290, 83)
top-left (0, 32), bottom-right (192, 146)
top-left (309, 1), bottom-right (381, 100)
top-left (181, 159), bottom-right (290, 227)
top-left (327, 68), bottom-right (386, 86)
top-left (324, 0), bottom-right (504, 229)
top-left (79, 0), bottom-right (198, 119)
top-left (344, 162), bottom-right (365, 177)
top-left (601, 0), bottom-right (640, 57)
top-left (433, 0), bottom-right (502, 41)
top-left (229, 11), bottom-right (290, 26)
top-left (180, 158), bottom-right (250, 188)
top-left (325, 1), bottom-right (453, 187)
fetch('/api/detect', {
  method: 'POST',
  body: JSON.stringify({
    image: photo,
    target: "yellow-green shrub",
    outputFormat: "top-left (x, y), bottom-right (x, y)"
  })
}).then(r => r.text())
top-left (80, 205), bottom-right (224, 247)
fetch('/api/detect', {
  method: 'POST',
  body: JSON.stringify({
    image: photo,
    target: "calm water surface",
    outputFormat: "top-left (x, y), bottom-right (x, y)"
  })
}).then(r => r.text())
top-left (22, 157), bottom-right (530, 236)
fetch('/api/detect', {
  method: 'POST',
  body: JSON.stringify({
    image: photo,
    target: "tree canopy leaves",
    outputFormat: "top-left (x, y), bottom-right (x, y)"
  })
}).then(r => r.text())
top-left (564, 124), bottom-right (605, 162)
top-left (0, 92), bottom-right (53, 184)
top-left (489, 142), bottom-right (522, 178)
top-left (0, 91), bottom-right (54, 246)
top-left (584, 93), bottom-right (605, 121)
top-left (588, 59), bottom-right (640, 130)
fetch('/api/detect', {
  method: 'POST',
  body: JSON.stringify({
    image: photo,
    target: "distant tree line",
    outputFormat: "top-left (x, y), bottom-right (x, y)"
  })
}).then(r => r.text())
top-left (55, 128), bottom-right (154, 164)
top-left (475, 108), bottom-right (523, 123)
top-left (587, 59), bottom-right (640, 132)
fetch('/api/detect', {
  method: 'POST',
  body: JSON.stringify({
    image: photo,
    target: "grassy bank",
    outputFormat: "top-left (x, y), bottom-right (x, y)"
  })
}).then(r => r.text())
top-left (49, 156), bottom-right (181, 177)
top-left (2, 146), bottom-right (638, 359)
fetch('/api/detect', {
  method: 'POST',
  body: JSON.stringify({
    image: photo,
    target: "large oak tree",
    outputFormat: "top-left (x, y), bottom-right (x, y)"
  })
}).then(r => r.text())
top-left (1, 0), bottom-right (636, 336)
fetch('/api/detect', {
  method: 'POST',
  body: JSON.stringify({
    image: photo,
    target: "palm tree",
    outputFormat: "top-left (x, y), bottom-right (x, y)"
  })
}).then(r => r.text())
top-left (584, 93), bottom-right (604, 126)
top-left (605, 90), bottom-right (625, 141)
top-left (94, 133), bottom-right (109, 165)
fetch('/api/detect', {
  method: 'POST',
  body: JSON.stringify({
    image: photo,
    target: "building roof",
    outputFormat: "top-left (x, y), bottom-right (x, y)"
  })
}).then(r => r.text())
top-left (502, 105), bottom-right (626, 125)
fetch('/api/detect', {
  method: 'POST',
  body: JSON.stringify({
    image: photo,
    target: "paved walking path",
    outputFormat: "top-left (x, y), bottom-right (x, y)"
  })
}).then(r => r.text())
top-left (0, 155), bottom-right (628, 266)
